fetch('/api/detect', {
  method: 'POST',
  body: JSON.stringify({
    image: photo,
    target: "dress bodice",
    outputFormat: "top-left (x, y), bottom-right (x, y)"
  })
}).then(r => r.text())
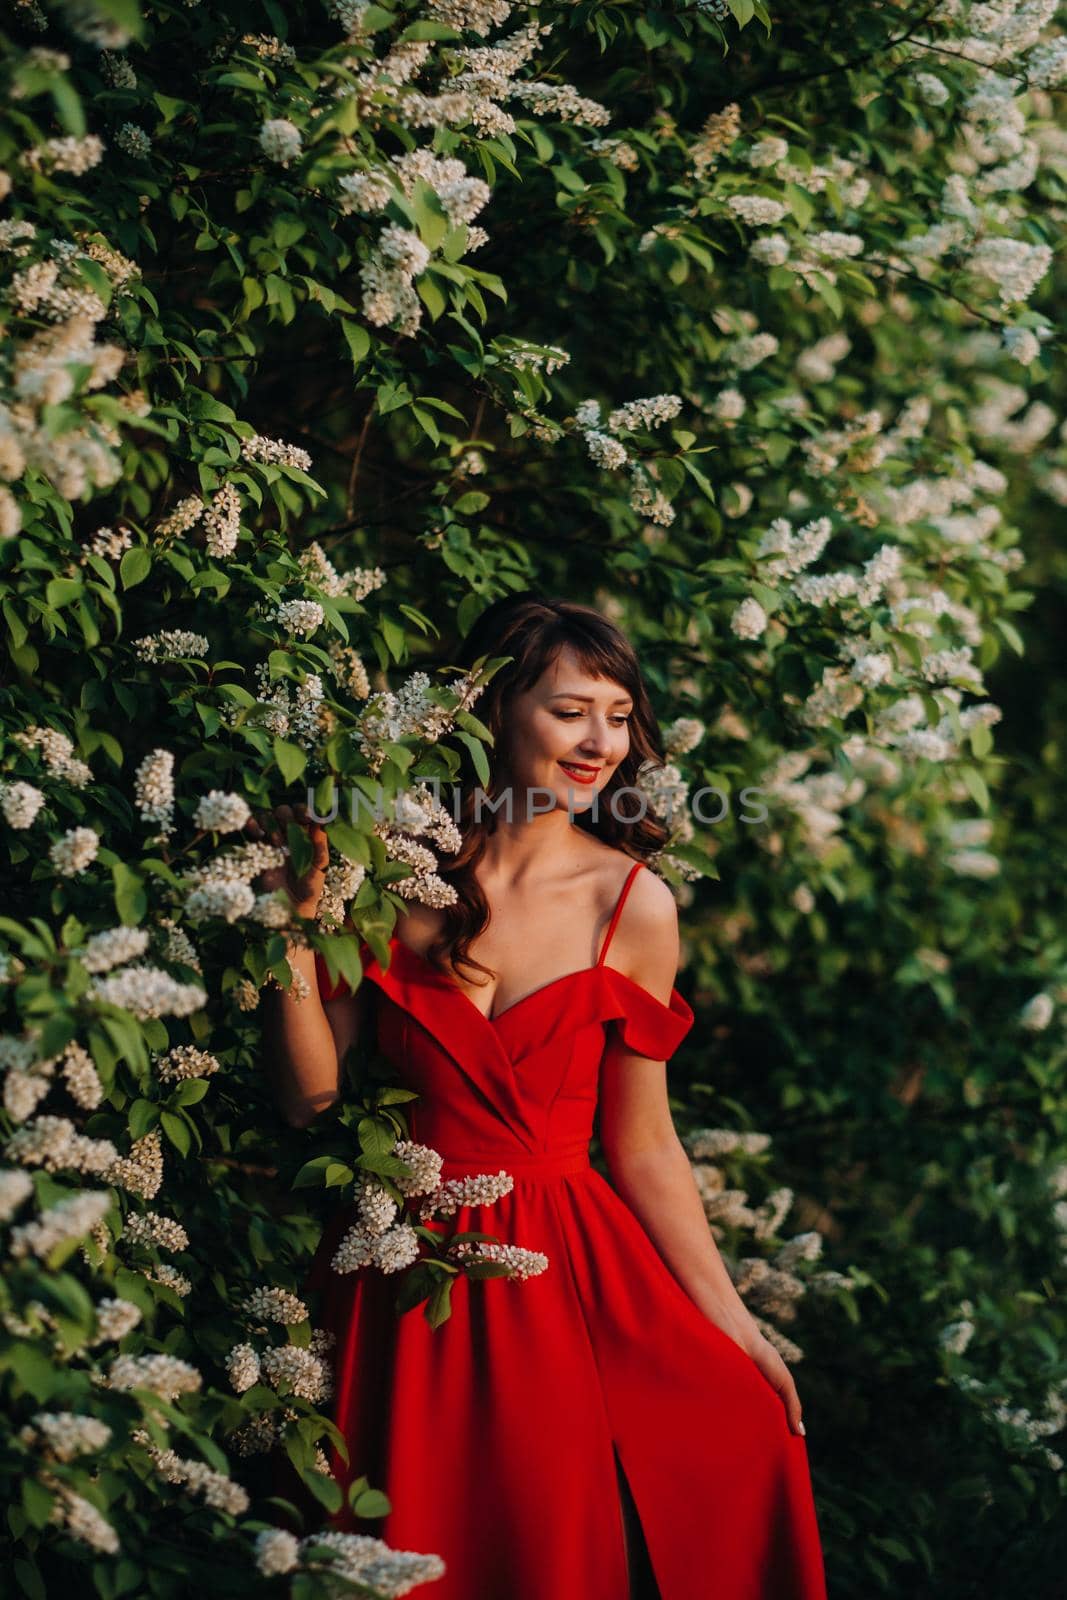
top-left (313, 861), bottom-right (695, 1163)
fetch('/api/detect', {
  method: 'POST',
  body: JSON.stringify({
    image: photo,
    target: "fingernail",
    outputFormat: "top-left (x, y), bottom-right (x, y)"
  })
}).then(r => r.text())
top-left (797, 1421), bottom-right (806, 1436)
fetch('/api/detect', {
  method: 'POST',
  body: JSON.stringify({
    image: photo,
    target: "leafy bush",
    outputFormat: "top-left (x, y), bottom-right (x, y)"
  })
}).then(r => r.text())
top-left (1, 0), bottom-right (1065, 1594)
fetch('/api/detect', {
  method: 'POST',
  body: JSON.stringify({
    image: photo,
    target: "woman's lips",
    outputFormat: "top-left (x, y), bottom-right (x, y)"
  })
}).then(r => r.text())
top-left (559, 761), bottom-right (600, 785)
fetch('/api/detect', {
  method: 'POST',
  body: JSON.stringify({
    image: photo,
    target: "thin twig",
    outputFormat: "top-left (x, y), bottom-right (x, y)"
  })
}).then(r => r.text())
top-left (345, 402), bottom-right (376, 518)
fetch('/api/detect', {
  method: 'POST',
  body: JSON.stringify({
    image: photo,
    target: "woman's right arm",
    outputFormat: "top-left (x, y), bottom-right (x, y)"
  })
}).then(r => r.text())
top-left (265, 941), bottom-right (366, 1128)
top-left (249, 804), bottom-right (364, 1129)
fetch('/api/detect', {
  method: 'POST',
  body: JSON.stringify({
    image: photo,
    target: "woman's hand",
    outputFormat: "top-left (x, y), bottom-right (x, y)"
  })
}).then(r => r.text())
top-left (246, 802), bottom-right (329, 920)
top-left (714, 1309), bottom-right (806, 1436)
top-left (740, 1326), bottom-right (807, 1437)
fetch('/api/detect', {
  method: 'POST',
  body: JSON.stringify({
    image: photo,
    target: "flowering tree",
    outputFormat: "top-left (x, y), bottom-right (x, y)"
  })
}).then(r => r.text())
top-left (1, 0), bottom-right (1066, 1594)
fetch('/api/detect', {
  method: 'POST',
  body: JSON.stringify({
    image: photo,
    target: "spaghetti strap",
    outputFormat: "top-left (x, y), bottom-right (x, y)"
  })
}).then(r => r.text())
top-left (596, 860), bottom-right (645, 967)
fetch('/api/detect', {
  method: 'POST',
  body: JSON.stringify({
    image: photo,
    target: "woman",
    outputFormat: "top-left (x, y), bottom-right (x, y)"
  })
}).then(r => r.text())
top-left (265, 594), bottom-right (828, 1600)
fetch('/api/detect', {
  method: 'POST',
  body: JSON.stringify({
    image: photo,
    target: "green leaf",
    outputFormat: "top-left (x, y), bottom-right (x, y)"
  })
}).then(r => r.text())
top-left (343, 322), bottom-right (371, 367)
top-left (303, 1469), bottom-right (342, 1513)
top-left (351, 1487), bottom-right (391, 1518)
top-left (112, 861), bottom-right (147, 925)
top-left (452, 729), bottom-right (490, 785)
top-left (994, 617), bottom-right (1026, 656)
top-left (424, 1278), bottom-right (454, 1328)
top-left (160, 1110), bottom-right (192, 1156)
top-left (453, 491), bottom-right (490, 515)
top-left (417, 274), bottom-right (447, 321)
top-left (273, 738), bottom-right (307, 784)
top-left (292, 1155), bottom-right (340, 1189)
top-left (130, 1099), bottom-right (159, 1139)
top-left (959, 766), bottom-right (990, 813)
top-left (21, 1478), bottom-right (55, 1531)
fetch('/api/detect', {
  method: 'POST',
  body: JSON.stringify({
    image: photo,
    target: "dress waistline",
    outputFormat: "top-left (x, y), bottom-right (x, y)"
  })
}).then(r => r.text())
top-left (436, 1148), bottom-right (592, 1181)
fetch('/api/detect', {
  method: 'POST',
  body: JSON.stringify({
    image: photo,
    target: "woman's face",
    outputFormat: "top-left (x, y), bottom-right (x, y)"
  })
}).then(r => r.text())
top-left (499, 645), bottom-right (633, 814)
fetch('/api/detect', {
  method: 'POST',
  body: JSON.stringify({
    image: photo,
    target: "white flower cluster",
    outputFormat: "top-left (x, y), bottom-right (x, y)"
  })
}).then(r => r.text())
top-left (0, 1166), bottom-right (34, 1221)
top-left (241, 434), bottom-right (312, 472)
top-left (23, 134), bottom-right (105, 176)
top-left (356, 668), bottom-right (483, 777)
top-left (729, 598), bottom-right (767, 642)
top-left (90, 1296), bottom-right (143, 1343)
top-left (154, 1044), bottom-right (220, 1083)
top-left (447, 1239), bottom-right (549, 1280)
top-left (255, 1525), bottom-right (445, 1593)
top-left (145, 1444), bottom-right (249, 1514)
top-left (102, 1132), bottom-right (164, 1196)
top-left (202, 483), bottom-right (242, 558)
top-left (133, 748), bottom-right (175, 833)
top-left (49, 827), bottom-right (99, 876)
top-left (18, 1411), bottom-right (113, 1463)
top-left (333, 1213), bottom-right (421, 1274)
top-left (159, 919), bottom-right (202, 973)
top-left (393, 1138), bottom-right (445, 1195)
top-left (122, 1210), bottom-right (189, 1251)
top-left (0, 780), bottom-right (45, 829)
top-left (300, 541), bottom-right (386, 601)
top-left (726, 331), bottom-right (779, 372)
top-left (662, 717), bottom-right (705, 757)
top-left (571, 394), bottom-right (684, 525)
top-left (116, 122), bottom-right (151, 159)
top-left (132, 630), bottom-right (209, 663)
top-left (5, 1113), bottom-right (117, 1177)
top-left (1, 222), bottom-right (130, 498)
top-left (181, 837), bottom-right (291, 928)
top-left (273, 598), bottom-right (325, 636)
top-left (606, 394), bottom-right (683, 433)
top-left (152, 494), bottom-right (203, 540)
top-left (9, 1189), bottom-right (112, 1260)
top-left (105, 1351), bottom-right (203, 1401)
top-left (1018, 992), bottom-right (1054, 1032)
top-left (226, 1342), bottom-right (261, 1393)
top-left (81, 926), bottom-right (150, 973)
top-left (42, 1475), bottom-right (119, 1555)
top-left (260, 1343), bottom-right (333, 1402)
top-left (88, 966), bottom-right (207, 1020)
top-left (12, 724), bottom-right (93, 786)
top-left (317, 853), bottom-right (365, 930)
top-left (242, 1285), bottom-right (309, 1326)
top-left (138, 1257), bottom-right (191, 1291)
top-left (229, 661), bottom-right (331, 750)
top-left (193, 790), bottom-right (251, 833)
top-left (689, 101), bottom-right (742, 174)
top-left (418, 1167), bottom-right (514, 1220)
top-left (259, 118), bottom-right (302, 166)
top-left (727, 194), bottom-right (789, 225)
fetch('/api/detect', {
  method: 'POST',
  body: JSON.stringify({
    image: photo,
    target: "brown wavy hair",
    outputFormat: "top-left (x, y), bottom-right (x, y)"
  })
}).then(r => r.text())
top-left (422, 592), bottom-right (672, 985)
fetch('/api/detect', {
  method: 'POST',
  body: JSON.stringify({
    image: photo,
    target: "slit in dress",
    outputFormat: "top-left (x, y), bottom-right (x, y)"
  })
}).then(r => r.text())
top-left (614, 1444), bottom-right (661, 1600)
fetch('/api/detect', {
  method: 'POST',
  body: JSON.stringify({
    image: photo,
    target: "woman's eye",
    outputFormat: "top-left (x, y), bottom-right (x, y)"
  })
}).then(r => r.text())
top-left (555, 711), bottom-right (630, 724)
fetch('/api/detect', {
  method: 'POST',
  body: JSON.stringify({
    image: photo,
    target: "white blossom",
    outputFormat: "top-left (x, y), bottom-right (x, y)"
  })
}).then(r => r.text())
top-left (727, 195), bottom-right (789, 225)
top-left (49, 827), bottom-right (99, 876)
top-left (1018, 993), bottom-right (1054, 1032)
top-left (193, 791), bottom-right (251, 833)
top-left (730, 598), bottom-right (768, 640)
top-left (0, 781), bottom-right (45, 829)
top-left (88, 966), bottom-right (207, 1019)
top-left (259, 118), bottom-right (302, 166)
top-left (273, 599), bottom-right (324, 636)
top-left (81, 926), bottom-right (150, 973)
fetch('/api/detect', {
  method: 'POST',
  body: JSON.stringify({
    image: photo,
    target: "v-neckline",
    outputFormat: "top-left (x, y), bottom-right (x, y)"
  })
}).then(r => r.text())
top-left (387, 935), bottom-right (601, 1028)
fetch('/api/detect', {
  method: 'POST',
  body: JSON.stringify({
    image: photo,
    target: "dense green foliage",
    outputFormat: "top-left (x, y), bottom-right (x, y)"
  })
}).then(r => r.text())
top-left (1, 0), bottom-right (1065, 1594)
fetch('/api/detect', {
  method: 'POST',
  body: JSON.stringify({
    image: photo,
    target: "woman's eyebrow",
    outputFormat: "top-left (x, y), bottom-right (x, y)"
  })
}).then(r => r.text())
top-left (548, 691), bottom-right (634, 706)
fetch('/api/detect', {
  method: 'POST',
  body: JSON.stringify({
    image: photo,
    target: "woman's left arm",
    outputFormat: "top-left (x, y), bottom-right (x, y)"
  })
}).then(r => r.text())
top-left (598, 872), bottom-right (807, 1436)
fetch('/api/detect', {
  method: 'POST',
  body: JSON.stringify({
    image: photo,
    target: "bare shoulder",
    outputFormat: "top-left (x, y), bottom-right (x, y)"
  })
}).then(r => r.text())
top-left (604, 860), bottom-right (682, 1003)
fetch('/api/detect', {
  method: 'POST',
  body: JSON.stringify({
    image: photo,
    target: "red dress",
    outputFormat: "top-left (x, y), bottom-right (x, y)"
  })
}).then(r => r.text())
top-left (302, 860), bottom-right (828, 1600)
